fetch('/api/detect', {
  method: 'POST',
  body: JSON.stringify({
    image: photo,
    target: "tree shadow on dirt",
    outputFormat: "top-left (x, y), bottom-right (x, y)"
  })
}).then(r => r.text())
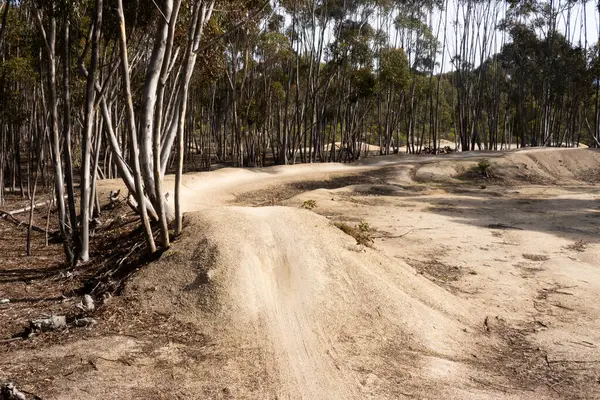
top-left (0, 264), bottom-right (74, 284)
top-left (411, 192), bottom-right (600, 242)
top-left (235, 165), bottom-right (423, 206)
top-left (233, 161), bottom-right (600, 242)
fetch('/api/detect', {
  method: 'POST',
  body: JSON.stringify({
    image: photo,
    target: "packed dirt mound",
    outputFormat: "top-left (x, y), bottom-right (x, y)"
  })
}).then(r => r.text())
top-left (496, 148), bottom-right (600, 184)
top-left (412, 148), bottom-right (600, 185)
top-left (127, 207), bottom-right (551, 399)
top-left (414, 161), bottom-right (464, 183)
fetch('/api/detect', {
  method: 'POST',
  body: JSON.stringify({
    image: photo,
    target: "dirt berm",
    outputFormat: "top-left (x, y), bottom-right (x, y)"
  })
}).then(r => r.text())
top-left (127, 206), bottom-right (545, 399)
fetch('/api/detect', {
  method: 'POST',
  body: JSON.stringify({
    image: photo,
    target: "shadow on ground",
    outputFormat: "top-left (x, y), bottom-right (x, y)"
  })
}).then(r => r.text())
top-left (410, 193), bottom-right (600, 242)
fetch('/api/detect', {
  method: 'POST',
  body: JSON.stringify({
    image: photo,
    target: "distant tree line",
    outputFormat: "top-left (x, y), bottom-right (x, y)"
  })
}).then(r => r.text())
top-left (0, 0), bottom-right (598, 261)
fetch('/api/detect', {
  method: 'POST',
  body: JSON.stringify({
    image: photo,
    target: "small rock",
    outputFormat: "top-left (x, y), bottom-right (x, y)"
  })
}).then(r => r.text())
top-left (30, 315), bottom-right (67, 332)
top-left (0, 299), bottom-right (9, 305)
top-left (1, 382), bottom-right (26, 400)
top-left (76, 294), bottom-right (95, 312)
top-left (102, 293), bottom-right (112, 305)
top-left (82, 294), bottom-right (95, 312)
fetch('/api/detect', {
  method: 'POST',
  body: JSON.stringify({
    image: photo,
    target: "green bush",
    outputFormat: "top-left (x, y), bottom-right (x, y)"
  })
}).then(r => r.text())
top-left (335, 221), bottom-right (374, 247)
top-left (477, 159), bottom-right (492, 178)
top-left (302, 199), bottom-right (317, 210)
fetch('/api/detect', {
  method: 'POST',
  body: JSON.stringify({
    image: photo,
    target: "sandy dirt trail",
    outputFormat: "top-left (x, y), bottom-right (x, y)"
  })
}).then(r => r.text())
top-left (4, 148), bottom-right (600, 399)
top-left (142, 147), bottom-right (600, 399)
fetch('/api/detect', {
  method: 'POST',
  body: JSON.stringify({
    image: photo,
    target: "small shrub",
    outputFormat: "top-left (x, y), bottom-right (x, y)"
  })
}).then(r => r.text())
top-left (477, 159), bottom-right (492, 178)
top-left (334, 221), bottom-right (374, 247)
top-left (358, 221), bottom-right (371, 232)
top-left (302, 199), bottom-right (317, 210)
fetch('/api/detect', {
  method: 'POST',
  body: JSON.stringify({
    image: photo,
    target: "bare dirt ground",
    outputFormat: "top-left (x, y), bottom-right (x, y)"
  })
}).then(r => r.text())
top-left (2, 148), bottom-right (600, 399)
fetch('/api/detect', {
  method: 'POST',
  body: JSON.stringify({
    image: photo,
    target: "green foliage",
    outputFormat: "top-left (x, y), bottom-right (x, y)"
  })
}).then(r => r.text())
top-left (270, 81), bottom-right (286, 102)
top-left (380, 48), bottom-right (409, 91)
top-left (394, 6), bottom-right (439, 71)
top-left (0, 57), bottom-right (37, 124)
top-left (334, 221), bottom-right (374, 247)
top-left (302, 199), bottom-right (317, 210)
top-left (350, 68), bottom-right (377, 102)
top-left (357, 221), bottom-right (371, 233)
top-left (258, 31), bottom-right (293, 62)
top-left (477, 159), bottom-right (492, 178)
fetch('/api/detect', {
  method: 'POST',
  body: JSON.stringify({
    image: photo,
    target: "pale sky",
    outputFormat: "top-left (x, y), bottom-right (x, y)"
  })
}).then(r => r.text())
top-left (433, 0), bottom-right (599, 72)
top-left (278, 0), bottom-right (600, 73)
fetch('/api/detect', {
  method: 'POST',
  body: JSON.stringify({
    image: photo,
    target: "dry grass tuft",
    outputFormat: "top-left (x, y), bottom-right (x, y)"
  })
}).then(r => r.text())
top-left (522, 253), bottom-right (550, 262)
top-left (565, 240), bottom-right (588, 252)
top-left (334, 221), bottom-right (374, 247)
top-left (405, 258), bottom-right (463, 284)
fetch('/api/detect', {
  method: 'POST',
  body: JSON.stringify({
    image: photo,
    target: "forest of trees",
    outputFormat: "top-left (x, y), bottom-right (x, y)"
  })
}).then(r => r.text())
top-left (1, 0), bottom-right (599, 261)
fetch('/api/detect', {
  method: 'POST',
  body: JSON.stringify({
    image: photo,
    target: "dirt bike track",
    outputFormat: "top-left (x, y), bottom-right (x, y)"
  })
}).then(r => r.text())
top-left (3, 147), bottom-right (600, 399)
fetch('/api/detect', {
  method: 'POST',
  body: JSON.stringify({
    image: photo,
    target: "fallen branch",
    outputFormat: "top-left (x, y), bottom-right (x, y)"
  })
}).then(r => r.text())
top-left (0, 337), bottom-right (23, 343)
top-left (484, 316), bottom-right (490, 332)
top-left (545, 382), bottom-right (561, 394)
top-left (6, 196), bottom-right (66, 216)
top-left (550, 303), bottom-right (574, 311)
top-left (0, 210), bottom-right (59, 237)
top-left (372, 228), bottom-right (415, 239)
top-left (534, 320), bottom-right (548, 328)
top-left (95, 356), bottom-right (132, 366)
top-left (470, 377), bottom-right (534, 392)
top-left (107, 241), bottom-right (143, 276)
top-left (566, 340), bottom-right (596, 348)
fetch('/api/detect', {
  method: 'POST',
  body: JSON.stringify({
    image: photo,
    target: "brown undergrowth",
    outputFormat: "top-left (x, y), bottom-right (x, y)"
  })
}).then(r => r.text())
top-left (0, 194), bottom-right (161, 344)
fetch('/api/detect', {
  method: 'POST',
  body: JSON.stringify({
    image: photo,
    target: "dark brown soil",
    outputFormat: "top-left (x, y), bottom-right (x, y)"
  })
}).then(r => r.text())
top-left (0, 192), bottom-right (156, 342)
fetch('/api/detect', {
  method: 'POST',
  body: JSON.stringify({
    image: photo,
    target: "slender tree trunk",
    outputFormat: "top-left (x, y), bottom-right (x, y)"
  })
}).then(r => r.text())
top-left (117, 0), bottom-right (156, 253)
top-left (36, 7), bottom-right (72, 262)
top-left (61, 20), bottom-right (80, 258)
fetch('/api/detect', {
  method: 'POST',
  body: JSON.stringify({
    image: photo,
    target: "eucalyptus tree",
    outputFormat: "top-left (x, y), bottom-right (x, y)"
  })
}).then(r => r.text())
top-left (79, 0), bottom-right (102, 262)
top-left (394, 0), bottom-right (440, 153)
top-left (0, 0), bottom-right (9, 50)
top-left (378, 47), bottom-right (410, 154)
top-left (35, 0), bottom-right (73, 261)
top-left (3, 0), bottom-right (600, 265)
